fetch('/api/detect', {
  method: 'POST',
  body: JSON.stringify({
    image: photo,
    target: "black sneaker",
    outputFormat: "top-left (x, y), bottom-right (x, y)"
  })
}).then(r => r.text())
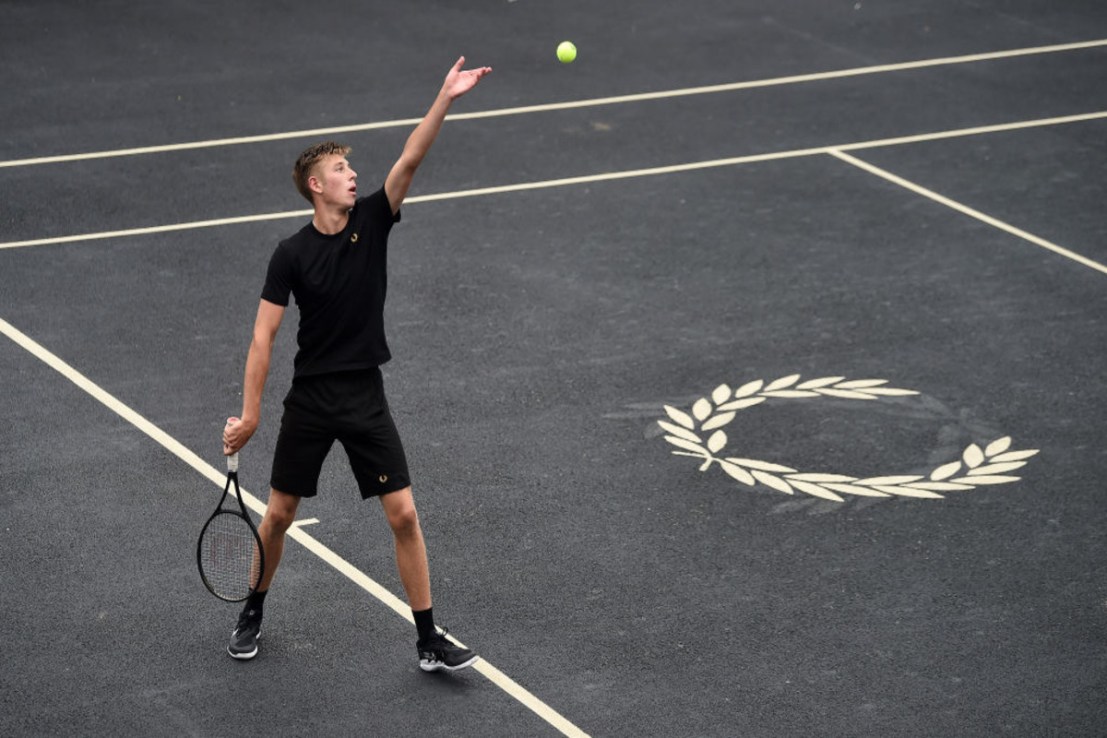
top-left (417, 628), bottom-right (478, 672)
top-left (228, 607), bottom-right (262, 660)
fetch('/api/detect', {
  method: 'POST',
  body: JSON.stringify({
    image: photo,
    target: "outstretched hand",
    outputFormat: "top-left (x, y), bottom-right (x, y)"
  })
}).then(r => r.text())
top-left (442, 56), bottom-right (492, 100)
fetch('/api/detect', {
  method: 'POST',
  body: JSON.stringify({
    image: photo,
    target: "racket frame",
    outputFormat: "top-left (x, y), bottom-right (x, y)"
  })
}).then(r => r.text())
top-left (197, 451), bottom-right (265, 602)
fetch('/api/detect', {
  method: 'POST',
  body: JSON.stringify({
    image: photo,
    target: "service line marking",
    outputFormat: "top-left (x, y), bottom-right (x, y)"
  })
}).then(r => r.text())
top-left (1, 38), bottom-right (1104, 169)
top-left (3, 109), bottom-right (1106, 275)
top-left (827, 149), bottom-right (1107, 276)
top-left (0, 316), bottom-right (590, 738)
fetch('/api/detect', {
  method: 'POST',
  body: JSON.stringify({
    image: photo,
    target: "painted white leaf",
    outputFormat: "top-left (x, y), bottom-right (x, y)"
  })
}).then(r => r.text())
top-left (824, 483), bottom-right (891, 498)
top-left (726, 458), bottom-right (797, 473)
top-left (751, 471), bottom-right (794, 495)
top-left (834, 379), bottom-right (889, 389)
top-left (855, 475), bottom-right (924, 486)
top-left (797, 376), bottom-right (845, 390)
top-left (701, 412), bottom-right (736, 431)
top-left (692, 398), bottom-right (713, 421)
top-left (789, 480), bottom-right (845, 502)
top-left (720, 461), bottom-right (755, 486)
top-left (817, 389), bottom-right (878, 400)
top-left (707, 430), bottom-right (727, 453)
top-left (967, 462), bottom-right (1027, 476)
top-left (930, 461), bottom-right (962, 481)
top-left (764, 374), bottom-right (801, 392)
top-left (990, 449), bottom-right (1039, 463)
top-left (951, 475), bottom-right (1021, 485)
top-left (717, 397), bottom-right (766, 412)
top-left (857, 387), bottom-right (919, 396)
top-left (905, 482), bottom-right (974, 492)
top-left (761, 390), bottom-right (820, 398)
top-left (963, 444), bottom-right (985, 468)
top-left (712, 384), bottom-right (732, 405)
top-left (664, 405), bottom-right (696, 430)
top-left (787, 473), bottom-right (858, 483)
top-left (872, 485), bottom-right (944, 499)
top-left (664, 436), bottom-right (709, 456)
top-left (984, 437), bottom-right (1012, 457)
top-left (657, 421), bottom-right (701, 444)
top-left (734, 379), bottom-right (764, 398)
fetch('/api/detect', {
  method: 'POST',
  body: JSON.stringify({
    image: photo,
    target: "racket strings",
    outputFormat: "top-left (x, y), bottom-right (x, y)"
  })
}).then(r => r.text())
top-left (199, 513), bottom-right (262, 600)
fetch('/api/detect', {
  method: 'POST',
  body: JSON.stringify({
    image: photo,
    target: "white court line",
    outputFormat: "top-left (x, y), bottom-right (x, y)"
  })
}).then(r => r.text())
top-left (3, 109), bottom-right (1106, 260)
top-left (0, 316), bottom-right (590, 738)
top-left (0, 209), bottom-right (312, 250)
top-left (1, 38), bottom-right (1104, 169)
top-left (827, 149), bottom-right (1107, 276)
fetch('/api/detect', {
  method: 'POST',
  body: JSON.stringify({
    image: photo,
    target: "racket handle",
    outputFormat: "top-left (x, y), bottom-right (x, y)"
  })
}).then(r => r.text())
top-left (226, 417), bottom-right (240, 472)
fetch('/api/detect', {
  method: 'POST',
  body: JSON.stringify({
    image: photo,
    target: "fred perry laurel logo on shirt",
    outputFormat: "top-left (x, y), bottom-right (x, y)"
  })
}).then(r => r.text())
top-left (351, 233), bottom-right (359, 243)
top-left (379, 475), bottom-right (388, 483)
top-left (658, 374), bottom-right (1039, 502)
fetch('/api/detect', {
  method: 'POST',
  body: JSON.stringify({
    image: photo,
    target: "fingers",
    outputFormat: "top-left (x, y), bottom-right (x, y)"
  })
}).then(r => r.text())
top-left (450, 56), bottom-right (493, 77)
top-left (223, 434), bottom-right (245, 456)
top-left (223, 416), bottom-right (242, 455)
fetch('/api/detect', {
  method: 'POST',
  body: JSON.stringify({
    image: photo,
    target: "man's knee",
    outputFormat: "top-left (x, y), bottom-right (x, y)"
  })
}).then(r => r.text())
top-left (382, 488), bottom-right (421, 537)
top-left (262, 489), bottom-right (299, 533)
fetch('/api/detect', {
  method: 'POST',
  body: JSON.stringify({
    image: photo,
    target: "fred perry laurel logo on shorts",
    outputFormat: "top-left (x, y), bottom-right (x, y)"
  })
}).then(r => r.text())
top-left (658, 374), bottom-right (1039, 502)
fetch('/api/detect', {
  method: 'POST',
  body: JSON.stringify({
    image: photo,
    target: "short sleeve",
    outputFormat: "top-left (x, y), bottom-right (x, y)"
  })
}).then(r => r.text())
top-left (260, 243), bottom-right (293, 306)
top-left (363, 186), bottom-right (400, 231)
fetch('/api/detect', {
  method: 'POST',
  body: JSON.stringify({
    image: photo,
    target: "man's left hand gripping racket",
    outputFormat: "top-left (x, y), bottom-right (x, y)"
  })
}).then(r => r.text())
top-left (197, 419), bottom-right (265, 601)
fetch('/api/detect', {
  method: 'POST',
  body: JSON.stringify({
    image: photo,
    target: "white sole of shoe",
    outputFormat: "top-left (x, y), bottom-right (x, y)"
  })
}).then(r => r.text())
top-left (420, 654), bottom-right (479, 672)
top-left (227, 627), bottom-right (261, 660)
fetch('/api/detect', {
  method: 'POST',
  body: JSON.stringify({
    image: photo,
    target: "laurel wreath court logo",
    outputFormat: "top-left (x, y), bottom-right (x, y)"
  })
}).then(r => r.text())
top-left (658, 375), bottom-right (1038, 502)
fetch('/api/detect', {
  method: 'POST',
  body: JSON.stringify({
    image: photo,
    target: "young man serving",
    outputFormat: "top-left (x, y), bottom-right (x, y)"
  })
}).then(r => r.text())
top-left (222, 57), bottom-right (491, 670)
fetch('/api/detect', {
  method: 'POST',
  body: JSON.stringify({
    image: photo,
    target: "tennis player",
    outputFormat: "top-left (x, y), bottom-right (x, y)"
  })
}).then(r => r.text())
top-left (221, 57), bottom-right (491, 669)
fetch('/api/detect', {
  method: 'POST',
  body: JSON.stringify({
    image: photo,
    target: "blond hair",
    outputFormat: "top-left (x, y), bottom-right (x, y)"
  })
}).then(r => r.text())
top-left (292, 141), bottom-right (352, 203)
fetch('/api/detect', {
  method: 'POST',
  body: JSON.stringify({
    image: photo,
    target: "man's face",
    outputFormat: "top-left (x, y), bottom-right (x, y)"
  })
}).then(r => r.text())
top-left (312, 154), bottom-right (357, 208)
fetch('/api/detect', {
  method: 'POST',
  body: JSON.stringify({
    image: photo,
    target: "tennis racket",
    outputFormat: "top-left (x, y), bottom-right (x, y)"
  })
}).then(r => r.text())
top-left (197, 422), bottom-right (264, 601)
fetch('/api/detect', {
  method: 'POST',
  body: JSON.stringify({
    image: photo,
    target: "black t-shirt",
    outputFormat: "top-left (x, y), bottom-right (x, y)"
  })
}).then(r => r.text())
top-left (261, 187), bottom-right (401, 378)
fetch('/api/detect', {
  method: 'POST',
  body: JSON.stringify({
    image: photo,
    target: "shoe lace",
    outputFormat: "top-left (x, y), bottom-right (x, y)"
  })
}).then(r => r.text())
top-left (236, 608), bottom-right (261, 632)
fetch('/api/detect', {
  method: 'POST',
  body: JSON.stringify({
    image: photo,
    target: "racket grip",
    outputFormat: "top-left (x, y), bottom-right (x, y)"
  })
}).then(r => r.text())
top-left (225, 417), bottom-right (240, 472)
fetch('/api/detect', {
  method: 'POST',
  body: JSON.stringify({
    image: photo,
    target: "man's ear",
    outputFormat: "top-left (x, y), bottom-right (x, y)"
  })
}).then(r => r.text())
top-left (308, 175), bottom-right (324, 194)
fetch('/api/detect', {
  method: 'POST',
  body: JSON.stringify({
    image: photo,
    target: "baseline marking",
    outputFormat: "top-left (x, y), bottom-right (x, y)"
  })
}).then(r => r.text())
top-left (1, 39), bottom-right (1104, 169)
top-left (828, 150), bottom-right (1107, 276)
top-left (0, 316), bottom-right (590, 738)
top-left (3, 110), bottom-right (1105, 264)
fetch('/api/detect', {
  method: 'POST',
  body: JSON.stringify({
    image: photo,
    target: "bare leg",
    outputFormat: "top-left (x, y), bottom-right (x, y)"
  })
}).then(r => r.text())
top-left (227, 488), bottom-right (298, 659)
top-left (379, 487), bottom-right (432, 611)
top-left (256, 488), bottom-right (300, 592)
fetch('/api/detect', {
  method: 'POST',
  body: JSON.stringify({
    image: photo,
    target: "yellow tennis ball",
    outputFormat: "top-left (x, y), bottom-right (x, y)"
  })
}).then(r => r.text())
top-left (557, 41), bottom-right (577, 64)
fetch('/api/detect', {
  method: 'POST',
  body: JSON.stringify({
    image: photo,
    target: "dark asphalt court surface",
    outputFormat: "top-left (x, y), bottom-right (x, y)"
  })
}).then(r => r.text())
top-left (2, 2), bottom-right (1106, 736)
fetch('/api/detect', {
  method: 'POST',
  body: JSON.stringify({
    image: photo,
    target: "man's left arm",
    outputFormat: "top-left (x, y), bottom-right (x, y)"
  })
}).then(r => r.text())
top-left (385, 56), bottom-right (492, 214)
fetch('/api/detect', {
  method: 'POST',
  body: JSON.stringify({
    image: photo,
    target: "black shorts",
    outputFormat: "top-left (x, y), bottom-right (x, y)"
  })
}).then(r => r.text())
top-left (270, 368), bottom-right (411, 499)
